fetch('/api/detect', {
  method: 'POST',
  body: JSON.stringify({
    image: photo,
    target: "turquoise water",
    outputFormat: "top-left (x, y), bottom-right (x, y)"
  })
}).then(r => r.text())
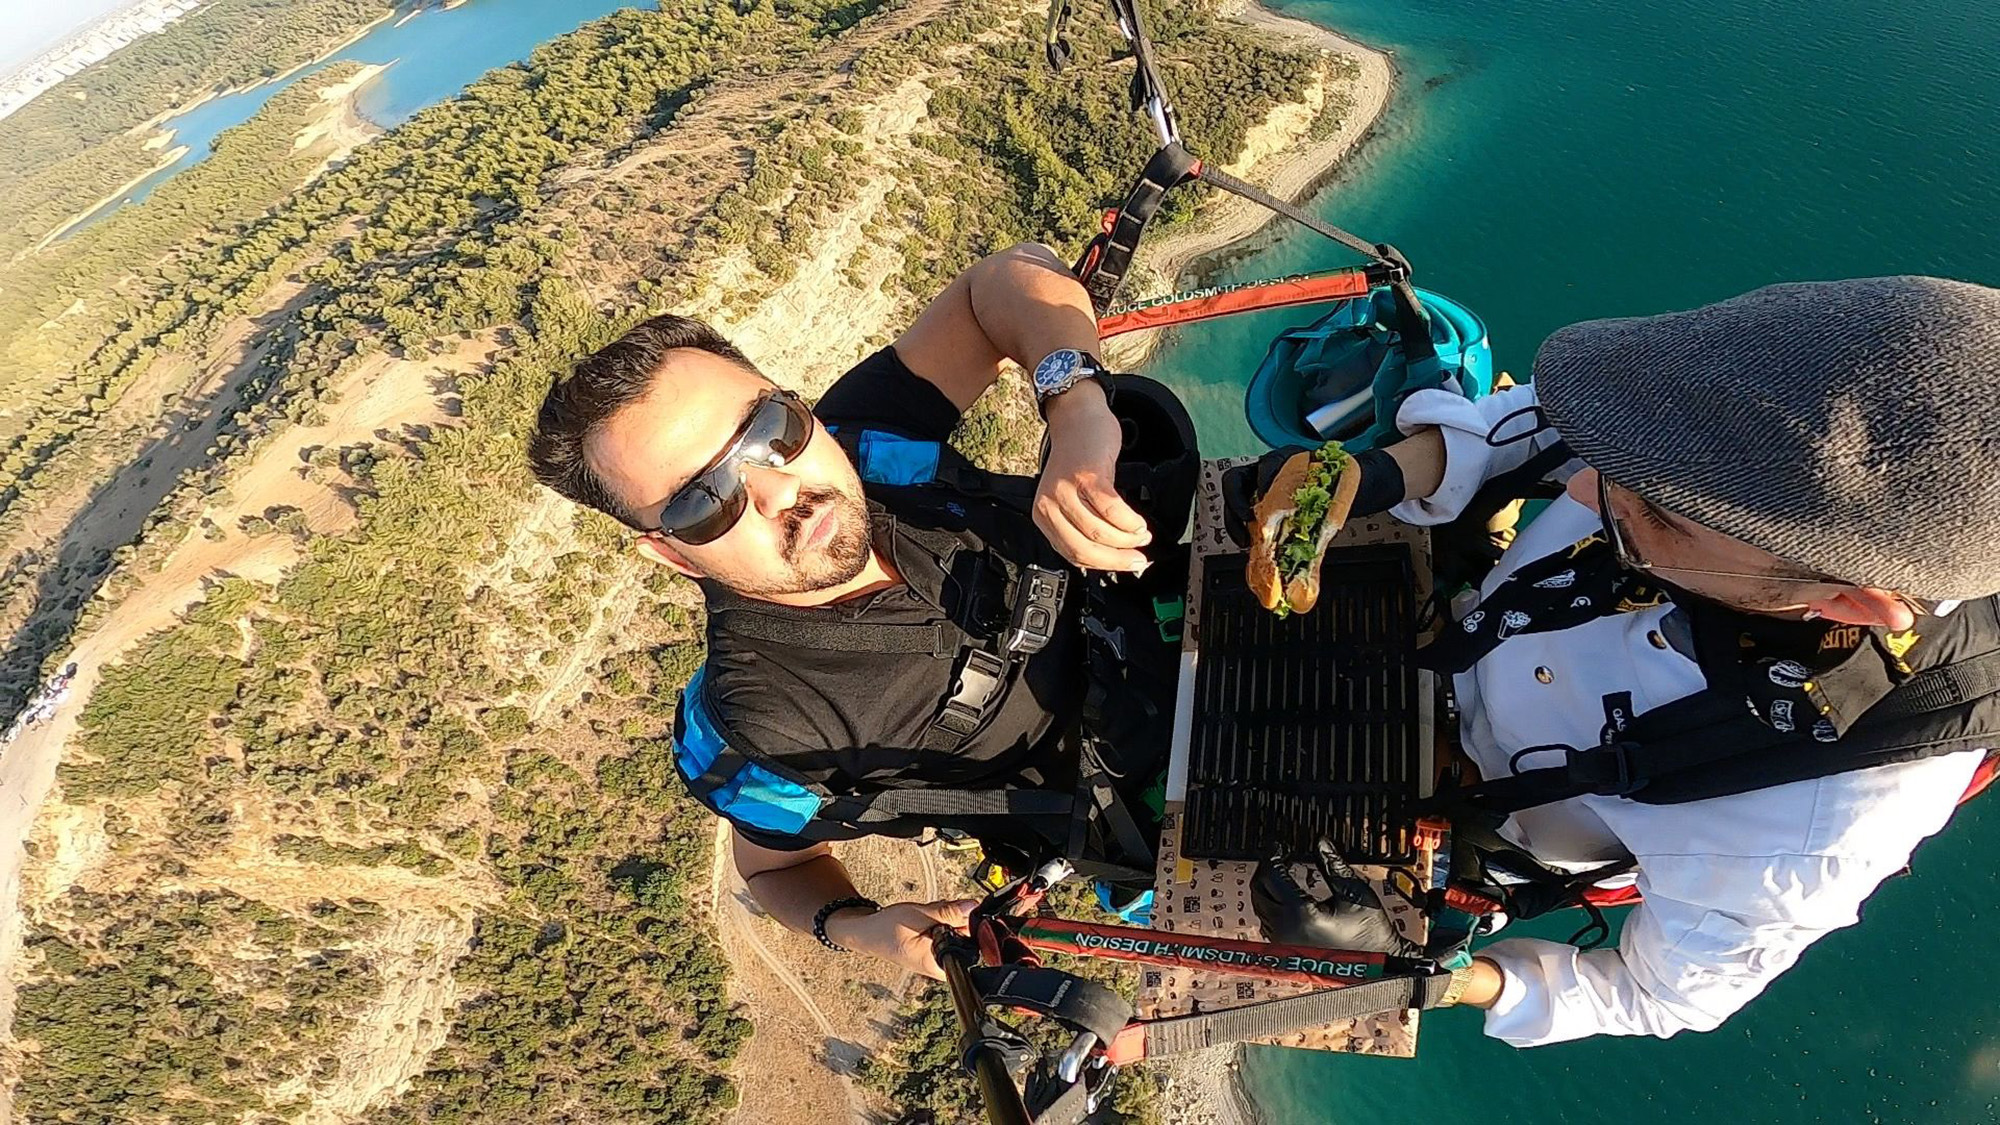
top-left (1139, 0), bottom-right (2000, 1120)
top-left (69, 0), bottom-right (647, 233)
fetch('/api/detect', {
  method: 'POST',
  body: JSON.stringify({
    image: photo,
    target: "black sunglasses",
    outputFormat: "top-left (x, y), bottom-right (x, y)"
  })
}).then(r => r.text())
top-left (654, 389), bottom-right (814, 545)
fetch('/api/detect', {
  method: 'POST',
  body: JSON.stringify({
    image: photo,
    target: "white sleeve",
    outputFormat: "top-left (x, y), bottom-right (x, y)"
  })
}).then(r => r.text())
top-left (1387, 381), bottom-right (1574, 526)
top-left (1475, 851), bottom-right (1900, 1047)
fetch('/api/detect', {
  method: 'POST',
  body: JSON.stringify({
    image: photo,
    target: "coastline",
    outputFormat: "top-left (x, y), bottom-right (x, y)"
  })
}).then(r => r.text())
top-left (294, 62), bottom-right (390, 178)
top-left (1143, 12), bottom-right (1396, 1123)
top-left (32, 144), bottom-right (191, 251)
top-left (1161, 1046), bottom-right (1267, 1125)
top-left (128, 8), bottom-right (396, 136)
top-left (1105, 0), bottom-right (1395, 368)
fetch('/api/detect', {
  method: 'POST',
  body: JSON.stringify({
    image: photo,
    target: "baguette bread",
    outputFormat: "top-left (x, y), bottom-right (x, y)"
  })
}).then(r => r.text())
top-left (1245, 445), bottom-right (1362, 615)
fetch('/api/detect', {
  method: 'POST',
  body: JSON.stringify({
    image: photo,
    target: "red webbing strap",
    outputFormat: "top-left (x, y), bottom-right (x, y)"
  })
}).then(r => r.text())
top-left (1578, 883), bottom-right (1645, 909)
top-left (1960, 752), bottom-right (1999, 805)
top-left (1096, 269), bottom-right (1376, 339)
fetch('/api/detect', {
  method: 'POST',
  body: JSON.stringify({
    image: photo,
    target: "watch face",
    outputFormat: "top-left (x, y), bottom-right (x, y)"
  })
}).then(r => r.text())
top-left (1035, 349), bottom-right (1082, 394)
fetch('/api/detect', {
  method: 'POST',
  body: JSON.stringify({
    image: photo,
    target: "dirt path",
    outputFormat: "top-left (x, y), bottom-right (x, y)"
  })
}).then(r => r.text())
top-left (708, 821), bottom-right (870, 1123)
top-left (705, 810), bottom-right (960, 1125)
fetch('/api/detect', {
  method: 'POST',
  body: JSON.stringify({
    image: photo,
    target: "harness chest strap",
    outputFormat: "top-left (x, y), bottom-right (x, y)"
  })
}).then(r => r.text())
top-left (1449, 647), bottom-right (2000, 816)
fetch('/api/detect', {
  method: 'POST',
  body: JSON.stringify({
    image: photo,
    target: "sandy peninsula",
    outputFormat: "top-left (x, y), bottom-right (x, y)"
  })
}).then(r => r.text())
top-left (1123, 0), bottom-right (1396, 302)
top-left (1143, 6), bottom-right (1397, 1120)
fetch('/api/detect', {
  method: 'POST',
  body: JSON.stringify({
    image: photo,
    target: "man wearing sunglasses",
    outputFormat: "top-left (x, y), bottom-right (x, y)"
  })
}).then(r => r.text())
top-left (531, 244), bottom-right (1192, 979)
top-left (1251, 275), bottom-right (2000, 1046)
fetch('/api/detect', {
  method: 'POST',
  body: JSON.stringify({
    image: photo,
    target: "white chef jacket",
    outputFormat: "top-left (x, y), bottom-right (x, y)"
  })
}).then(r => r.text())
top-left (1392, 383), bottom-right (1984, 1047)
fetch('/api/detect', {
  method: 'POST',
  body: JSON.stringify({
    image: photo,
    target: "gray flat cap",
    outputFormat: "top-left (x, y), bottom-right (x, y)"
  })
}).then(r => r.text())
top-left (1534, 276), bottom-right (2000, 601)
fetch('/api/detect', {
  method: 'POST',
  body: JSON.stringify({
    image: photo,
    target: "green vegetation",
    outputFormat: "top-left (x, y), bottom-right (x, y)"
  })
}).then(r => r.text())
top-left (863, 0), bottom-right (1321, 297)
top-left (3, 0), bottom-right (1340, 1118)
top-left (860, 886), bottom-right (1166, 1124)
top-left (17, 889), bottom-right (383, 1123)
top-left (0, 0), bottom-right (399, 262)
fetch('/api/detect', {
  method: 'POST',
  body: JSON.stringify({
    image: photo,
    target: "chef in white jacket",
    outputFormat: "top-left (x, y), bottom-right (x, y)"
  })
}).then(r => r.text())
top-left (1257, 276), bottom-right (2000, 1046)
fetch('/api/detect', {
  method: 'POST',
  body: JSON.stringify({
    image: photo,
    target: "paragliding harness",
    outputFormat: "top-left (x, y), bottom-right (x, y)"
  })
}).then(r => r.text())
top-left (931, 859), bottom-right (1462, 1125)
top-left (1384, 442), bottom-right (2000, 950)
top-left (921, 4), bottom-right (1512, 1120)
top-left (673, 375), bottom-right (1201, 886)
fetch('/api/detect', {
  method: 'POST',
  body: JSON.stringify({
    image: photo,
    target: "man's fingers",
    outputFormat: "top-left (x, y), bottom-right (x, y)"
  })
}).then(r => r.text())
top-left (1057, 484), bottom-right (1150, 551)
top-left (928, 898), bottom-right (980, 929)
top-left (1036, 500), bottom-right (1149, 573)
top-left (1079, 477), bottom-right (1150, 537)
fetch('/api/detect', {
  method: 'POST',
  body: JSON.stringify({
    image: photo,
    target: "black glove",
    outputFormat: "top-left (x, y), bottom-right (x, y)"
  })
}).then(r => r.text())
top-left (1220, 445), bottom-right (1312, 549)
top-left (1221, 446), bottom-right (1406, 549)
top-left (1251, 837), bottom-right (1417, 955)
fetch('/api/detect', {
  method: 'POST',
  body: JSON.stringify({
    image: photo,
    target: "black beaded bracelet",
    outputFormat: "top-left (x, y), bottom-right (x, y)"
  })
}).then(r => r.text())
top-left (811, 895), bottom-right (880, 952)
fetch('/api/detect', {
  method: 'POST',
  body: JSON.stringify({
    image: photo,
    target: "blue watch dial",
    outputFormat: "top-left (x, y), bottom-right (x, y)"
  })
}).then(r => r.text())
top-left (1035, 349), bottom-right (1083, 395)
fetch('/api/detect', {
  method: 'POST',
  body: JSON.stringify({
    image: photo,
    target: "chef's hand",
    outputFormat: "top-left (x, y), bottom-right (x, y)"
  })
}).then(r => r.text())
top-left (1252, 837), bottom-right (1417, 955)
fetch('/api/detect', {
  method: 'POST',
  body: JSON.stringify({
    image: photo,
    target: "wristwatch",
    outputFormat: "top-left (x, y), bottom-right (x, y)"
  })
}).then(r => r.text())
top-left (1030, 348), bottom-right (1111, 417)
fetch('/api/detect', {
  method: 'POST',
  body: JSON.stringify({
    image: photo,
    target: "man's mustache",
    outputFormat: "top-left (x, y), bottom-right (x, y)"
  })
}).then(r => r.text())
top-left (783, 487), bottom-right (845, 560)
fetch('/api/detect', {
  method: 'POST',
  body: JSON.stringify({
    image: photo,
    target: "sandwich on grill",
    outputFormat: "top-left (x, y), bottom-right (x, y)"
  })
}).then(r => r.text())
top-left (1246, 443), bottom-right (1359, 616)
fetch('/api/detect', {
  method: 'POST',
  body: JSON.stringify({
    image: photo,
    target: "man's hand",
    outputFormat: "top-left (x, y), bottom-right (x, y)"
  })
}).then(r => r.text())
top-left (823, 897), bottom-right (980, 981)
top-left (1251, 838), bottom-right (1415, 955)
top-left (1036, 382), bottom-right (1152, 573)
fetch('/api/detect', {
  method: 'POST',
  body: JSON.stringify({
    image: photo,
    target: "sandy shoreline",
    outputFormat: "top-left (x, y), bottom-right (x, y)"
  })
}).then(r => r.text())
top-left (1161, 1046), bottom-right (1267, 1125)
top-left (128, 9), bottom-right (395, 136)
top-left (1103, 0), bottom-right (1396, 374)
top-left (1140, 0), bottom-right (1395, 292)
top-left (1144, 9), bottom-right (1397, 1120)
top-left (294, 62), bottom-right (389, 179)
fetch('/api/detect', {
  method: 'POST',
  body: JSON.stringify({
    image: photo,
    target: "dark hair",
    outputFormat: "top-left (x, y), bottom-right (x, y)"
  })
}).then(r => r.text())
top-left (529, 313), bottom-right (757, 529)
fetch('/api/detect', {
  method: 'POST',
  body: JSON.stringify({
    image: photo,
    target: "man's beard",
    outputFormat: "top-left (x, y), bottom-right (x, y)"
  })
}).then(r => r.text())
top-left (737, 485), bottom-right (873, 597)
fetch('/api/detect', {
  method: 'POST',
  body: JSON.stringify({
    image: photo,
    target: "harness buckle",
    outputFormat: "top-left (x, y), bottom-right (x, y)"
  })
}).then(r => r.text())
top-left (939, 647), bottom-right (1009, 736)
top-left (1004, 565), bottom-right (1068, 657)
top-left (1569, 741), bottom-right (1643, 796)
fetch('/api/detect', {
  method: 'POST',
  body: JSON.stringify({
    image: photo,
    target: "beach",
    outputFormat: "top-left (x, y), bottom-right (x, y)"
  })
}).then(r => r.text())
top-left (292, 62), bottom-right (389, 179)
top-left (1145, 9), bottom-right (1395, 1113)
top-left (1161, 1046), bottom-right (1266, 1125)
top-left (1102, 0), bottom-right (1395, 370)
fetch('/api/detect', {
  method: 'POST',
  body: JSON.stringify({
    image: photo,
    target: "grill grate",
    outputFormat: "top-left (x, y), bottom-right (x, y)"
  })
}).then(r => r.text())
top-left (1181, 545), bottom-right (1424, 865)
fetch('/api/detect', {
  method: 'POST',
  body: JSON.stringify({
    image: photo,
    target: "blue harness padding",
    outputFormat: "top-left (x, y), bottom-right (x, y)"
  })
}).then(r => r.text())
top-left (673, 666), bottom-right (827, 835)
top-left (853, 430), bottom-right (941, 486)
top-left (1245, 285), bottom-right (1493, 452)
top-left (824, 425), bottom-right (944, 486)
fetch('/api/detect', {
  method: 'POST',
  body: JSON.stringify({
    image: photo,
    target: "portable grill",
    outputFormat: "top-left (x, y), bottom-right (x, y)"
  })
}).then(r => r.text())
top-left (1178, 544), bottom-right (1430, 865)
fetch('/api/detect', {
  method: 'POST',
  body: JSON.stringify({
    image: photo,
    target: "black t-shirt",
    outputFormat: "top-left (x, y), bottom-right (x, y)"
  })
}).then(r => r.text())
top-left (702, 347), bottom-right (1083, 850)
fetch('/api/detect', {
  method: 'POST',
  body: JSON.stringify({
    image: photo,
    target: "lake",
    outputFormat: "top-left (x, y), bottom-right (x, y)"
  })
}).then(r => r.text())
top-left (69, 0), bottom-right (649, 233)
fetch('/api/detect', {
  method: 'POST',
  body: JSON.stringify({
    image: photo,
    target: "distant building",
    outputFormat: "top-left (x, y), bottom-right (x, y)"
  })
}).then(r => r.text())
top-left (0, 0), bottom-right (213, 122)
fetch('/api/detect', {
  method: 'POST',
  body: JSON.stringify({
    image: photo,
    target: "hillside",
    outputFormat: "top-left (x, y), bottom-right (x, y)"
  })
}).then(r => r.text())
top-left (0, 0), bottom-right (1379, 1120)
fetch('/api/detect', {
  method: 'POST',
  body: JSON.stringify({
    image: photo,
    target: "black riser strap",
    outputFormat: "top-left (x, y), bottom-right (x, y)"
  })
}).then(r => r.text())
top-left (835, 787), bottom-right (1077, 822)
top-left (1081, 143), bottom-right (1203, 314)
top-left (1869, 649), bottom-right (2000, 719)
top-left (1194, 163), bottom-right (1386, 265)
top-left (969, 964), bottom-right (1133, 1045)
